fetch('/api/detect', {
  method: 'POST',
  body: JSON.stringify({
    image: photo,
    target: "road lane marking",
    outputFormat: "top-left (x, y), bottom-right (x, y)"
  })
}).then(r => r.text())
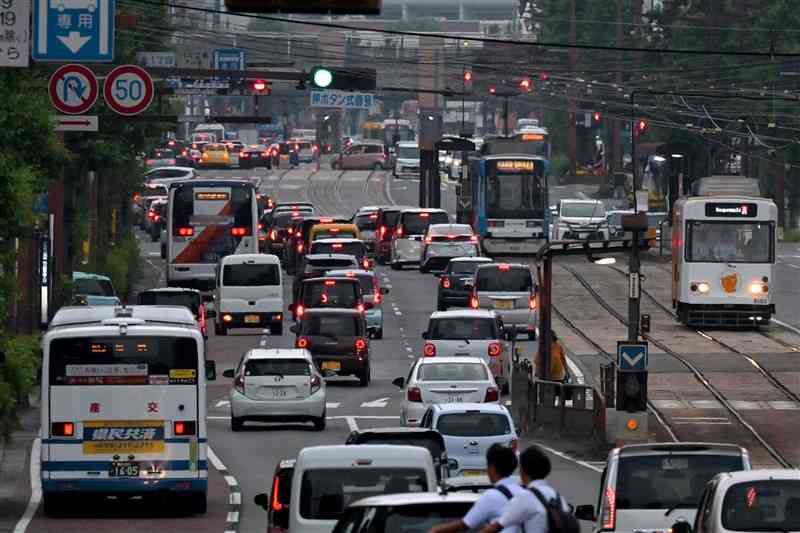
top-left (209, 446), bottom-right (241, 532)
top-left (326, 402), bottom-right (341, 409)
top-left (344, 416), bottom-right (359, 431)
top-left (225, 475), bottom-right (238, 487)
top-left (361, 397), bottom-right (391, 408)
top-left (227, 511), bottom-right (240, 523)
top-left (229, 492), bottom-right (242, 505)
top-left (12, 438), bottom-right (40, 533)
top-left (215, 399), bottom-right (230, 408)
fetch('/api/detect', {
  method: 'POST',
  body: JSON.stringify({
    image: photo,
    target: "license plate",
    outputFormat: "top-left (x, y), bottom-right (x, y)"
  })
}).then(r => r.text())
top-left (494, 300), bottom-right (513, 310)
top-left (321, 361), bottom-right (341, 371)
top-left (245, 315), bottom-right (260, 324)
top-left (578, 233), bottom-right (588, 238)
top-left (109, 462), bottom-right (139, 478)
top-left (462, 470), bottom-right (485, 477)
top-left (445, 395), bottom-right (464, 403)
top-left (271, 387), bottom-right (290, 398)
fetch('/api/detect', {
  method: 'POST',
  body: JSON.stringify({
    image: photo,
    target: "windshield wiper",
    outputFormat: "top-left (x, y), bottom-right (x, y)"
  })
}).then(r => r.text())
top-left (664, 503), bottom-right (695, 516)
top-left (463, 338), bottom-right (471, 345)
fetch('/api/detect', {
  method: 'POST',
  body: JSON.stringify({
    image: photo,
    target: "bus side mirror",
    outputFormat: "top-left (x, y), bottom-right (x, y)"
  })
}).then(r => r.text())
top-left (254, 493), bottom-right (269, 511)
top-left (222, 369), bottom-right (235, 379)
top-left (671, 522), bottom-right (692, 533)
top-left (205, 360), bottom-right (217, 381)
top-left (575, 505), bottom-right (595, 521)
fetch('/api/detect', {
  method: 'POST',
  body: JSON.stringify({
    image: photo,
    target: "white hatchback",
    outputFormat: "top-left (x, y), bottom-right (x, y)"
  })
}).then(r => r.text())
top-left (393, 357), bottom-right (499, 427)
top-left (223, 348), bottom-right (327, 432)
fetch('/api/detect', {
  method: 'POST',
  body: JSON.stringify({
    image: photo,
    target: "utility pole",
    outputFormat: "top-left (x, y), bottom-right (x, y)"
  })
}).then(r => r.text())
top-left (629, 91), bottom-right (641, 342)
top-left (612, 0), bottom-right (624, 173)
top-left (567, 0), bottom-right (578, 176)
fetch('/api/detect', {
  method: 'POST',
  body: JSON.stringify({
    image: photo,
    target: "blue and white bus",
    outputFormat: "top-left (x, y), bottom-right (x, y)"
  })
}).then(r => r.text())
top-left (40, 305), bottom-right (215, 515)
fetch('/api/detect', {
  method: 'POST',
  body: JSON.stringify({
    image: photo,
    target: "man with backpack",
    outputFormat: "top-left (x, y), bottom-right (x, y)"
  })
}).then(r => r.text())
top-left (481, 445), bottom-right (579, 533)
top-left (428, 444), bottom-right (524, 532)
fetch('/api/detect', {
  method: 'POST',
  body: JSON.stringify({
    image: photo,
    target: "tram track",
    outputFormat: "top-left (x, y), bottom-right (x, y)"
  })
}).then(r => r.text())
top-left (561, 263), bottom-right (794, 468)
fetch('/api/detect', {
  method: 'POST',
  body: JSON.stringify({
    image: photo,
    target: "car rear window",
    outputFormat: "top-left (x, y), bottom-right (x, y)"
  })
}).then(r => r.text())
top-left (306, 258), bottom-right (357, 270)
top-left (300, 468), bottom-right (428, 520)
top-left (315, 230), bottom-right (357, 240)
top-left (449, 261), bottom-right (487, 275)
top-left (303, 281), bottom-right (359, 308)
top-left (382, 503), bottom-right (476, 532)
top-left (721, 480), bottom-right (800, 532)
top-left (435, 413), bottom-right (511, 437)
top-left (401, 212), bottom-right (449, 235)
top-left (223, 263), bottom-right (280, 286)
top-left (355, 213), bottom-right (378, 231)
top-left (303, 315), bottom-right (362, 336)
top-left (380, 210), bottom-right (402, 228)
top-left (311, 242), bottom-right (365, 257)
top-left (137, 292), bottom-right (199, 314)
top-left (351, 436), bottom-right (444, 460)
top-left (429, 318), bottom-right (497, 340)
top-left (75, 278), bottom-right (115, 297)
top-left (418, 363), bottom-right (488, 381)
top-left (617, 454), bottom-right (745, 510)
top-left (272, 211), bottom-right (305, 228)
top-left (476, 267), bottom-right (532, 292)
top-left (244, 359), bottom-right (310, 376)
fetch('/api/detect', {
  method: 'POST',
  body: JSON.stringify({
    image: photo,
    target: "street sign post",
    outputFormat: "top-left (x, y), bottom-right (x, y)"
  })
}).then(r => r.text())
top-left (213, 48), bottom-right (246, 73)
top-left (104, 65), bottom-right (155, 116)
top-left (33, 0), bottom-right (115, 61)
top-left (0, 0), bottom-right (30, 67)
top-left (54, 115), bottom-right (99, 132)
top-left (310, 90), bottom-right (374, 109)
top-left (617, 342), bottom-right (648, 371)
top-left (49, 64), bottom-right (99, 115)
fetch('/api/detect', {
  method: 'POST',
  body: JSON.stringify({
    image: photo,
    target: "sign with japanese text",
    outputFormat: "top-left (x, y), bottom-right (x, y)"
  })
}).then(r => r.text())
top-left (136, 51), bottom-right (176, 68)
top-left (0, 0), bottom-right (30, 67)
top-left (32, 0), bottom-right (115, 62)
top-left (310, 90), bottom-right (374, 109)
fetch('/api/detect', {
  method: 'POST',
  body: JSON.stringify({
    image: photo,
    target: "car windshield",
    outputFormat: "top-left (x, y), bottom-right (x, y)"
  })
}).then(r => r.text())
top-left (486, 173), bottom-right (543, 220)
top-left (137, 292), bottom-right (199, 314)
top-left (427, 243), bottom-right (478, 257)
top-left (436, 413), bottom-right (511, 437)
top-left (401, 212), bottom-right (449, 235)
top-left (304, 282), bottom-right (358, 308)
top-left (75, 278), bottom-right (115, 297)
top-left (303, 315), bottom-right (361, 336)
top-left (300, 468), bottom-right (428, 521)
top-left (397, 146), bottom-right (420, 159)
top-left (272, 212), bottom-right (306, 228)
top-left (429, 318), bottom-right (496, 340)
top-left (476, 268), bottom-right (532, 292)
top-left (449, 261), bottom-right (487, 275)
top-left (355, 213), bottom-right (378, 231)
top-left (311, 242), bottom-right (365, 258)
top-left (223, 263), bottom-right (280, 286)
top-left (244, 359), bottom-right (310, 376)
top-left (721, 480), bottom-right (800, 532)
top-left (561, 202), bottom-right (606, 218)
top-left (616, 454), bottom-right (744, 510)
top-left (687, 221), bottom-right (773, 263)
top-left (418, 363), bottom-right (488, 381)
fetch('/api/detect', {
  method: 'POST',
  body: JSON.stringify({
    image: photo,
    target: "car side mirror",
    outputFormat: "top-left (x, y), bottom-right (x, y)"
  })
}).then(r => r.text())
top-left (380, 287), bottom-right (390, 295)
top-left (392, 377), bottom-right (405, 388)
top-left (289, 324), bottom-right (299, 334)
top-left (671, 522), bottom-right (692, 533)
top-left (222, 369), bottom-right (235, 379)
top-left (421, 332), bottom-right (428, 339)
top-left (575, 505), bottom-right (595, 521)
top-left (205, 360), bottom-right (217, 381)
top-left (253, 493), bottom-right (269, 511)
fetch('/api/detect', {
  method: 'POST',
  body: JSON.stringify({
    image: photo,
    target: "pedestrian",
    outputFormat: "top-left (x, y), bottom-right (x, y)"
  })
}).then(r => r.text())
top-left (428, 444), bottom-right (524, 533)
top-left (480, 445), bottom-right (572, 533)
top-left (535, 331), bottom-right (567, 382)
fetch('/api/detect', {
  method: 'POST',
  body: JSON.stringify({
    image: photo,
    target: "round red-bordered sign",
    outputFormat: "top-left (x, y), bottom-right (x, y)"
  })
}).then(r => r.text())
top-left (104, 65), bottom-right (155, 116)
top-left (49, 64), bottom-right (99, 115)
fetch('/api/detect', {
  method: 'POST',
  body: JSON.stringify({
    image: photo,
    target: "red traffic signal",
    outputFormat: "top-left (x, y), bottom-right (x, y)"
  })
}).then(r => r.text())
top-left (488, 85), bottom-right (497, 95)
top-left (252, 79), bottom-right (271, 94)
top-left (593, 111), bottom-right (601, 123)
top-left (463, 70), bottom-right (473, 82)
top-left (519, 78), bottom-right (532, 92)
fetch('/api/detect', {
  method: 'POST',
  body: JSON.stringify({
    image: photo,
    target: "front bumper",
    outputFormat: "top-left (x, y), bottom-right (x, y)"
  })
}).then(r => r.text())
top-left (230, 388), bottom-right (325, 419)
top-left (219, 312), bottom-right (283, 328)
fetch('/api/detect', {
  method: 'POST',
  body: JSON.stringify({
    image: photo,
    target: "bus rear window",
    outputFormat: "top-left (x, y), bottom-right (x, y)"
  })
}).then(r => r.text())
top-left (172, 184), bottom-right (253, 229)
top-left (49, 337), bottom-right (198, 386)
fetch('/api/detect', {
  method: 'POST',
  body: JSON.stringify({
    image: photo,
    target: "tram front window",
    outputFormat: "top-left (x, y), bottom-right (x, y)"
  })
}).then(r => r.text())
top-left (486, 174), bottom-right (543, 219)
top-left (687, 221), bottom-right (772, 263)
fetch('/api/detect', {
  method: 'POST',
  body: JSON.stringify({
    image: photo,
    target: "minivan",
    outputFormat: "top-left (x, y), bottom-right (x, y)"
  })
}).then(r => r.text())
top-left (214, 254), bottom-right (284, 335)
top-left (287, 444), bottom-right (438, 532)
top-left (470, 263), bottom-right (537, 340)
top-left (390, 208), bottom-right (450, 269)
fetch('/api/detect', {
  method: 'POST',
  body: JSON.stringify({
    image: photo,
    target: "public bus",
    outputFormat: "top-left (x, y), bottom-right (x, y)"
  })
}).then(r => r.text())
top-left (672, 196), bottom-right (777, 327)
top-left (465, 152), bottom-right (550, 254)
top-left (193, 123), bottom-right (225, 144)
top-left (167, 179), bottom-right (259, 289)
top-left (40, 305), bottom-right (215, 515)
top-left (361, 121), bottom-right (384, 142)
top-left (511, 126), bottom-right (551, 158)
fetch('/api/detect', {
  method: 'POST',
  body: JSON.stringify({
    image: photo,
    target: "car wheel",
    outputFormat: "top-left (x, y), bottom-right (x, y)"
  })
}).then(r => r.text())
top-left (359, 364), bottom-right (370, 387)
top-left (373, 328), bottom-right (383, 340)
top-left (528, 330), bottom-right (537, 341)
top-left (331, 160), bottom-right (339, 169)
top-left (42, 492), bottom-right (64, 517)
top-left (270, 322), bottom-right (283, 336)
top-left (160, 243), bottom-right (166, 259)
top-left (150, 231), bottom-right (158, 243)
top-left (231, 414), bottom-right (244, 432)
top-left (419, 264), bottom-right (428, 273)
top-left (501, 382), bottom-right (510, 395)
top-left (189, 491), bottom-right (207, 514)
top-left (218, 323), bottom-right (228, 336)
top-left (214, 322), bottom-right (222, 335)
top-left (390, 261), bottom-right (401, 270)
top-left (313, 409), bottom-right (326, 431)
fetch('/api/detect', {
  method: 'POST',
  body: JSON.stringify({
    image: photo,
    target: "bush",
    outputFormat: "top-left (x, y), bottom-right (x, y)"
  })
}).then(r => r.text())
top-left (0, 335), bottom-right (41, 434)
top-left (784, 228), bottom-right (800, 242)
top-left (99, 232), bottom-right (141, 300)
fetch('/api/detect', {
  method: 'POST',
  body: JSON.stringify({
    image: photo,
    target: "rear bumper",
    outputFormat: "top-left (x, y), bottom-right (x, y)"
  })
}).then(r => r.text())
top-left (218, 312), bottom-right (283, 328)
top-left (482, 238), bottom-right (544, 255)
top-left (311, 354), bottom-right (368, 376)
top-left (168, 265), bottom-right (215, 289)
top-left (231, 389), bottom-right (325, 419)
top-left (42, 478), bottom-right (207, 493)
top-left (438, 290), bottom-right (471, 308)
top-left (394, 240), bottom-right (422, 263)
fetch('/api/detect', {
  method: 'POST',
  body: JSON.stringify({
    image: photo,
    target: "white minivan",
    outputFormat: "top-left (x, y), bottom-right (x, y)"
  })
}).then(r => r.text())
top-left (214, 254), bottom-right (284, 336)
top-left (289, 444), bottom-right (438, 533)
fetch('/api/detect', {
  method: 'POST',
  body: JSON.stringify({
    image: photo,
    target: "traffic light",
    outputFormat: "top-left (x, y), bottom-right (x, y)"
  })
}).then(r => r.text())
top-left (636, 119), bottom-right (648, 135)
top-left (519, 77), bottom-right (532, 92)
top-left (463, 69), bottom-right (473, 91)
top-left (251, 79), bottom-right (271, 95)
top-left (616, 369), bottom-right (647, 412)
top-left (488, 85), bottom-right (497, 95)
top-left (593, 111), bottom-right (601, 124)
top-left (309, 66), bottom-right (377, 91)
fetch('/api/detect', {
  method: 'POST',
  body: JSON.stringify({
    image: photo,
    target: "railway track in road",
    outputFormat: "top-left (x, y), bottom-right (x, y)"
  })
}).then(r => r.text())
top-left (562, 264), bottom-right (795, 468)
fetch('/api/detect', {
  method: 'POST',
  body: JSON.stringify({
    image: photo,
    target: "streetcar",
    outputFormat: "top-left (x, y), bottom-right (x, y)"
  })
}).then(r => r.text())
top-left (671, 196), bottom-right (777, 327)
top-left (465, 153), bottom-right (549, 255)
top-left (167, 179), bottom-right (259, 289)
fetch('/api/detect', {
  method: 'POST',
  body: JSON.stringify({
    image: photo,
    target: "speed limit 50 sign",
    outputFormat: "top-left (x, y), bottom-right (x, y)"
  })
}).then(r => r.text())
top-left (104, 65), bottom-right (154, 116)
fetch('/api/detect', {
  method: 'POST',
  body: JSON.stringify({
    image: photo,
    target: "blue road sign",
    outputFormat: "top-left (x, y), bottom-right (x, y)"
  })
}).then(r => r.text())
top-left (617, 342), bottom-right (648, 371)
top-left (32, 0), bottom-right (115, 62)
top-left (213, 48), bottom-right (246, 71)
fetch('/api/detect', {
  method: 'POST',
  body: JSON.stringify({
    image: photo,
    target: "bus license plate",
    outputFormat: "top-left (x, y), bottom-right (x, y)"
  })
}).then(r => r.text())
top-left (245, 315), bottom-right (260, 324)
top-left (109, 462), bottom-right (140, 478)
top-left (494, 300), bottom-right (513, 310)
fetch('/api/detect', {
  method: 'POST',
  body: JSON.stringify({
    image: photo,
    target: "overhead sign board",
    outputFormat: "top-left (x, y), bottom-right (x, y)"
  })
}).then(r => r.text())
top-left (617, 342), bottom-right (648, 371)
top-left (213, 48), bottom-right (246, 72)
top-left (104, 65), bottom-right (155, 116)
top-left (136, 51), bottom-right (176, 68)
top-left (310, 90), bottom-right (374, 109)
top-left (33, 0), bottom-right (115, 62)
top-left (0, 0), bottom-right (30, 67)
top-left (224, 0), bottom-right (381, 14)
top-left (54, 115), bottom-right (99, 132)
top-left (49, 64), bottom-right (99, 115)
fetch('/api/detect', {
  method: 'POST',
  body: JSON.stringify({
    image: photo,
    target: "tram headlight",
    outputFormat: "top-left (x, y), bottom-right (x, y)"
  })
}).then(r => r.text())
top-left (695, 282), bottom-right (710, 294)
top-left (749, 282), bottom-right (768, 294)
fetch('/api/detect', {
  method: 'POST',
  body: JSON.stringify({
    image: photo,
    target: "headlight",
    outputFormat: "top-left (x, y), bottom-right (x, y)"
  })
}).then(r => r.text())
top-left (750, 283), bottom-right (768, 294)
top-left (695, 282), bottom-right (710, 294)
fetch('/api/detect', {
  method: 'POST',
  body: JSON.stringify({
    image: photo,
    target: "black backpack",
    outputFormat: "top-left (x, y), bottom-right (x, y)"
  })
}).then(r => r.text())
top-left (527, 487), bottom-right (581, 533)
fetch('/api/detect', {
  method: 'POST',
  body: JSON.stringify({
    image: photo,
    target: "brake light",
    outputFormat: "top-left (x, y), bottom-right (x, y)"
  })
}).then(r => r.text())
top-left (258, 223), bottom-right (264, 230)
top-left (529, 296), bottom-right (537, 310)
top-left (423, 343), bottom-right (436, 357)
top-left (231, 227), bottom-right (250, 236)
top-left (355, 338), bottom-right (367, 352)
top-left (321, 218), bottom-right (334, 223)
top-left (488, 342), bottom-right (502, 357)
top-left (177, 227), bottom-right (194, 237)
top-left (324, 280), bottom-right (337, 286)
top-left (357, 303), bottom-right (365, 313)
top-left (362, 259), bottom-right (372, 270)
top-left (441, 277), bottom-right (451, 289)
top-left (373, 292), bottom-right (381, 304)
top-left (420, 212), bottom-right (429, 218)
top-left (234, 374), bottom-right (244, 394)
top-left (262, 151), bottom-right (269, 157)
top-left (330, 228), bottom-right (340, 233)
top-left (310, 374), bottom-right (322, 395)
top-left (199, 305), bottom-right (207, 336)
top-left (332, 243), bottom-right (343, 249)
top-left (146, 159), bottom-right (155, 166)
top-left (174, 421), bottom-right (196, 436)
top-left (484, 387), bottom-right (499, 402)
top-left (380, 226), bottom-right (387, 237)
top-left (602, 487), bottom-right (616, 529)
top-left (407, 387), bottom-right (422, 402)
top-left (370, 214), bottom-right (378, 219)
top-left (470, 235), bottom-right (478, 242)
top-left (153, 214), bottom-right (160, 222)
top-left (51, 422), bottom-right (75, 437)
top-left (147, 210), bottom-right (156, 219)
top-left (396, 227), bottom-right (403, 237)
top-left (295, 144), bottom-right (299, 150)
top-left (498, 264), bottom-right (511, 271)
top-left (296, 305), bottom-right (305, 317)
top-left (424, 236), bottom-right (432, 243)
top-left (296, 336), bottom-right (309, 348)
top-left (181, 149), bottom-right (188, 156)
top-left (470, 296), bottom-right (479, 309)
top-left (270, 230), bottom-right (277, 240)
top-left (297, 244), bottom-right (304, 252)
top-left (272, 474), bottom-right (287, 512)
top-left (239, 151), bottom-right (247, 157)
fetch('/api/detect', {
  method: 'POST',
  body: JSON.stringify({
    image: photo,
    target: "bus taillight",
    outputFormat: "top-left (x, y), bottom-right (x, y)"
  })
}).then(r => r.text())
top-left (231, 227), bottom-right (250, 237)
top-left (51, 422), bottom-right (75, 437)
top-left (174, 421), bottom-right (196, 436)
top-left (177, 227), bottom-right (194, 237)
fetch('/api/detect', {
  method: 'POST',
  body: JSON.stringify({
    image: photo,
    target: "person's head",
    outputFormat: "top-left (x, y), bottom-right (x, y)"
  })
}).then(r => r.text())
top-left (518, 445), bottom-right (551, 485)
top-left (485, 443), bottom-right (518, 483)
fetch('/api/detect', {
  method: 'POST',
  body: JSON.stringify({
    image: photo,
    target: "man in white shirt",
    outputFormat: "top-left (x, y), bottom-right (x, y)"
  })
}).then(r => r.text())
top-left (429, 444), bottom-right (525, 533)
top-left (481, 445), bottom-right (569, 533)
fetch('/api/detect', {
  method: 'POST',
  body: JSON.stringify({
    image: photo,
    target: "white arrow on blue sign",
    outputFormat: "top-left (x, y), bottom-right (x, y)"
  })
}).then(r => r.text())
top-left (617, 342), bottom-right (648, 371)
top-left (32, 0), bottom-right (115, 62)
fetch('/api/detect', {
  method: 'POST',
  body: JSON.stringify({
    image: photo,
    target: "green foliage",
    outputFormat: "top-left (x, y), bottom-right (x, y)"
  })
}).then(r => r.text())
top-left (99, 232), bottom-right (141, 300)
top-left (783, 229), bottom-right (800, 242)
top-left (0, 336), bottom-right (42, 434)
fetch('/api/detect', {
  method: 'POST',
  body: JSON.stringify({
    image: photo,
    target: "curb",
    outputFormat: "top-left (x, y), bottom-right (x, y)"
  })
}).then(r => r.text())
top-left (208, 447), bottom-right (241, 533)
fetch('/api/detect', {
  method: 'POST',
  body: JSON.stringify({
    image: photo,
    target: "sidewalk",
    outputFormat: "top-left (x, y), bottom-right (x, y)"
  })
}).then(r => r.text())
top-left (0, 405), bottom-right (39, 533)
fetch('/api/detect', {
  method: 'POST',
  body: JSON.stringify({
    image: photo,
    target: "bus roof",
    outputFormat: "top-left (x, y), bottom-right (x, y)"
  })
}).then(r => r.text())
top-left (49, 305), bottom-right (197, 329)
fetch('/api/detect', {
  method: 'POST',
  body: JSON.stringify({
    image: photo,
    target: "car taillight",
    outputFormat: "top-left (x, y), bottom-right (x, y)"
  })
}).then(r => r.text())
top-left (296, 305), bottom-right (305, 317)
top-left (423, 343), bottom-right (436, 357)
top-left (174, 421), bottom-right (196, 436)
top-left (51, 422), bottom-right (75, 437)
top-left (146, 159), bottom-right (155, 165)
top-left (153, 214), bottom-right (160, 222)
top-left (310, 374), bottom-right (322, 394)
top-left (239, 151), bottom-right (247, 157)
top-left (529, 296), bottom-right (537, 310)
top-left (177, 227), bottom-right (194, 237)
top-left (498, 264), bottom-right (510, 271)
top-left (470, 295), bottom-right (479, 309)
top-left (484, 387), bottom-right (499, 402)
top-left (470, 235), bottom-right (478, 242)
top-left (231, 227), bottom-right (250, 236)
top-left (296, 336), bottom-right (309, 348)
top-left (373, 292), bottom-right (381, 304)
top-left (488, 342), bottom-right (502, 357)
top-left (297, 244), bottom-right (304, 252)
top-left (380, 226), bottom-right (387, 237)
top-left (362, 259), bottom-right (372, 270)
top-left (396, 227), bottom-right (403, 237)
top-left (357, 303), bottom-right (365, 313)
top-left (441, 277), bottom-right (451, 289)
top-left (234, 374), bottom-right (244, 394)
top-left (147, 210), bottom-right (156, 219)
top-left (272, 474), bottom-right (287, 512)
top-left (355, 338), bottom-right (367, 352)
top-left (602, 487), bottom-right (616, 529)
top-left (407, 387), bottom-right (422, 402)
top-left (424, 236), bottom-right (432, 243)
top-left (269, 229), bottom-right (277, 240)
top-left (262, 151), bottom-right (269, 157)
top-left (258, 223), bottom-right (264, 230)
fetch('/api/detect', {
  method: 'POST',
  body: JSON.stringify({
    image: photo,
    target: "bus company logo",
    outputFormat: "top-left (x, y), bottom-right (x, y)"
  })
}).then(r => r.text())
top-left (87, 427), bottom-right (161, 441)
top-left (83, 421), bottom-right (166, 454)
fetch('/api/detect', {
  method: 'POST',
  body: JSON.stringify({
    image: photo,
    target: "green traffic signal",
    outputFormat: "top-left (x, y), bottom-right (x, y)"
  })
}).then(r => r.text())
top-left (312, 67), bottom-right (334, 89)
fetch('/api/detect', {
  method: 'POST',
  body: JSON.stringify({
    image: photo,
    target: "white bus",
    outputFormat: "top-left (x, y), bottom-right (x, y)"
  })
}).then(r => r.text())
top-left (167, 179), bottom-right (259, 289)
top-left (672, 196), bottom-right (777, 327)
top-left (193, 123), bottom-right (224, 144)
top-left (41, 305), bottom-right (216, 515)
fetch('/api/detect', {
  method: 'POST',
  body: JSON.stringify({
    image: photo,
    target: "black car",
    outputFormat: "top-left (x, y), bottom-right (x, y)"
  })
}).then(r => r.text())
top-left (293, 276), bottom-right (367, 320)
top-left (254, 459), bottom-right (294, 533)
top-left (285, 217), bottom-right (351, 275)
top-left (437, 256), bottom-right (493, 311)
top-left (238, 144), bottom-right (272, 169)
top-left (260, 209), bottom-right (307, 255)
top-left (148, 201), bottom-right (167, 243)
top-left (136, 287), bottom-right (214, 338)
top-left (291, 253), bottom-right (360, 306)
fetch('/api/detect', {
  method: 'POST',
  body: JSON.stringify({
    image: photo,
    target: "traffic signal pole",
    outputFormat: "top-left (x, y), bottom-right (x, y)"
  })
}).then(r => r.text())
top-left (629, 90), bottom-right (641, 343)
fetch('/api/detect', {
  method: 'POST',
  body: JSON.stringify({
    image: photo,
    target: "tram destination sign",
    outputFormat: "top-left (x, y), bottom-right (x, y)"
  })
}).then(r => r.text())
top-left (705, 202), bottom-right (758, 218)
top-left (494, 159), bottom-right (536, 173)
